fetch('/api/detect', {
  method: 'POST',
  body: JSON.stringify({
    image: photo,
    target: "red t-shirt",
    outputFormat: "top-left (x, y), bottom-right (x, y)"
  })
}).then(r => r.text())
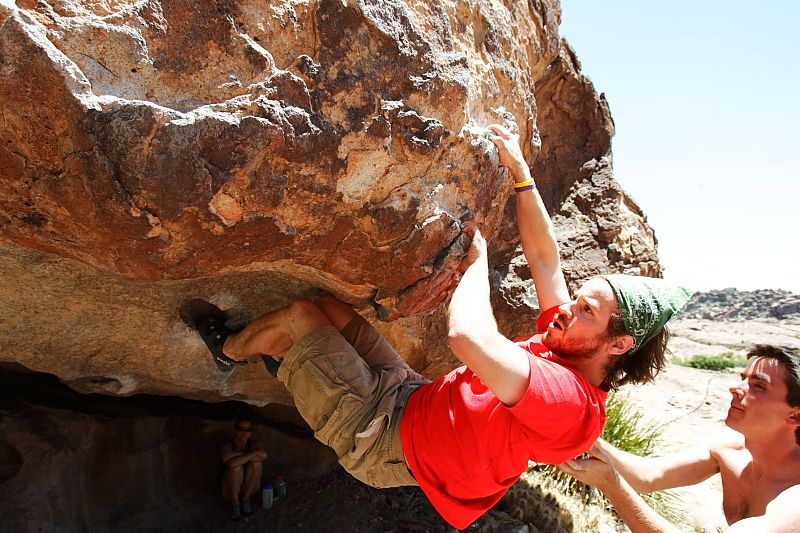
top-left (399, 304), bottom-right (608, 529)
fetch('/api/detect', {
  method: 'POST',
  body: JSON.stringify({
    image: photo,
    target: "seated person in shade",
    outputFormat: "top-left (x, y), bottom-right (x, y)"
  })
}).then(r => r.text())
top-left (559, 344), bottom-right (800, 533)
top-left (220, 417), bottom-right (267, 520)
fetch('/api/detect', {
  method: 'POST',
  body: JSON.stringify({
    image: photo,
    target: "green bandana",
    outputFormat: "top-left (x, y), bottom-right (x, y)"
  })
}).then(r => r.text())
top-left (602, 275), bottom-right (694, 353)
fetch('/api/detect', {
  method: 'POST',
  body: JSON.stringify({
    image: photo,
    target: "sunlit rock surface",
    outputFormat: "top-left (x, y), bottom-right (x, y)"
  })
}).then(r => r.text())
top-left (0, 1), bottom-right (659, 403)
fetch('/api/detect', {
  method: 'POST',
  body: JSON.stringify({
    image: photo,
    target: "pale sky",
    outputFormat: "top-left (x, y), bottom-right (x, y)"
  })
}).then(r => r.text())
top-left (560, 1), bottom-right (799, 293)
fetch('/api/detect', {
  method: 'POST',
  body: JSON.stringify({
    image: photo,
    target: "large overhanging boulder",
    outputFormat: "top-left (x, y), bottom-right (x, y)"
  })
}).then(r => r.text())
top-left (0, 0), bottom-right (659, 405)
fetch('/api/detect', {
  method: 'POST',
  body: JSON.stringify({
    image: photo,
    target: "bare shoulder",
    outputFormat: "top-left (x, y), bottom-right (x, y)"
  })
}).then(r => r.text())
top-left (219, 441), bottom-right (234, 458)
top-left (707, 426), bottom-right (745, 456)
top-left (768, 484), bottom-right (800, 507)
top-left (761, 485), bottom-right (800, 529)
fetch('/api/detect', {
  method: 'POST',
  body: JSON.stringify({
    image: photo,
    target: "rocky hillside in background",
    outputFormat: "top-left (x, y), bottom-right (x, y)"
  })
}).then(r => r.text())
top-left (0, 0), bottom-right (660, 404)
top-left (680, 288), bottom-right (800, 322)
top-left (668, 289), bottom-right (800, 368)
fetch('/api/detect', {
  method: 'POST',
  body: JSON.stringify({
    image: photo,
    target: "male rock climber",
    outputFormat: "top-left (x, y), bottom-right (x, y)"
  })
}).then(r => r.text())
top-left (559, 344), bottom-right (800, 533)
top-left (186, 124), bottom-right (692, 529)
top-left (220, 417), bottom-right (268, 520)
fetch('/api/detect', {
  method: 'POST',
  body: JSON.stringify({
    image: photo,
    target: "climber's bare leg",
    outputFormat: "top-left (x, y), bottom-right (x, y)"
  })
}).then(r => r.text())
top-left (222, 299), bottom-right (330, 362)
top-left (315, 294), bottom-right (415, 374)
top-left (315, 293), bottom-right (359, 330)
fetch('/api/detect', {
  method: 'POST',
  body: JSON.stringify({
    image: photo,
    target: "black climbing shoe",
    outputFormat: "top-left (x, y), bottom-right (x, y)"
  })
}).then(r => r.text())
top-left (180, 299), bottom-right (247, 372)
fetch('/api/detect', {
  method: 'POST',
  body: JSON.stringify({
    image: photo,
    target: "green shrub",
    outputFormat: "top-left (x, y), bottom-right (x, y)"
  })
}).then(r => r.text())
top-left (677, 352), bottom-right (747, 371)
top-left (603, 390), bottom-right (660, 455)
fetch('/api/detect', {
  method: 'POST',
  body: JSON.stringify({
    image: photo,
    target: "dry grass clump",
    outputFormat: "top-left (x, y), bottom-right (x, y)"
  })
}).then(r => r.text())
top-left (500, 469), bottom-right (617, 532)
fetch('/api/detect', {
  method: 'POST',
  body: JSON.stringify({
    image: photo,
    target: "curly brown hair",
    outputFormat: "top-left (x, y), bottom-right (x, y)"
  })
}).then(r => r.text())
top-left (602, 311), bottom-right (670, 391)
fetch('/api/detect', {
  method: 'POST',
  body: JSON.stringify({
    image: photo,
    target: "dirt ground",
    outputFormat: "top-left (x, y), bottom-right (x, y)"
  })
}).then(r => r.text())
top-left (189, 469), bottom-right (533, 533)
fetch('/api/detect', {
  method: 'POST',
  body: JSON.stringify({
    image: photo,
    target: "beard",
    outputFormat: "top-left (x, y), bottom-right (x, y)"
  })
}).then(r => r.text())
top-left (542, 329), bottom-right (606, 360)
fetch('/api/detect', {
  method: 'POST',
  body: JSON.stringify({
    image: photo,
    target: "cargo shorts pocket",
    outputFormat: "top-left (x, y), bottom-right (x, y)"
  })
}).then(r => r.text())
top-left (352, 391), bottom-right (397, 452)
top-left (314, 393), bottom-right (368, 454)
top-left (341, 394), bottom-right (397, 488)
top-left (349, 412), bottom-right (389, 460)
top-left (374, 460), bottom-right (417, 488)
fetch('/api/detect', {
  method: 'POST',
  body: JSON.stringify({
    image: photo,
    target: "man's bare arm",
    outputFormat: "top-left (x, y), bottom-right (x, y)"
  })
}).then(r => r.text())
top-left (447, 229), bottom-right (531, 405)
top-left (224, 449), bottom-right (268, 468)
top-left (593, 437), bottom-right (720, 493)
top-left (602, 476), bottom-right (683, 533)
top-left (559, 444), bottom-right (684, 533)
top-left (573, 478), bottom-right (799, 533)
top-left (488, 125), bottom-right (570, 311)
top-left (559, 436), bottom-right (744, 533)
top-left (724, 485), bottom-right (800, 533)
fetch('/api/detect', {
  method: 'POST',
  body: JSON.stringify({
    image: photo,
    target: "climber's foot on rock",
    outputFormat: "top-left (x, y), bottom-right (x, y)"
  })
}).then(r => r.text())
top-left (181, 299), bottom-right (247, 372)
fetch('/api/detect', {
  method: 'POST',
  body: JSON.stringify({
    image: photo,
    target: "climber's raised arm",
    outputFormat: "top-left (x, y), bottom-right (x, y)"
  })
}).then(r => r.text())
top-left (489, 124), bottom-right (570, 311)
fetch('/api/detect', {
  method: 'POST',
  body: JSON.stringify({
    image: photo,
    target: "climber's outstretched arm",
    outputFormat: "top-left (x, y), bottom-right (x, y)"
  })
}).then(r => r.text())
top-left (489, 124), bottom-right (571, 310)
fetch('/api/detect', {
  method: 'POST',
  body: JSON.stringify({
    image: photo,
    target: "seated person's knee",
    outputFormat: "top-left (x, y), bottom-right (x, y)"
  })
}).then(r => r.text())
top-left (225, 463), bottom-right (244, 474)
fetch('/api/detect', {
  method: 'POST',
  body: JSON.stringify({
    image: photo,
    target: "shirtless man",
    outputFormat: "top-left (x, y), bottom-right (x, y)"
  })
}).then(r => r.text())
top-left (220, 417), bottom-right (268, 520)
top-left (559, 344), bottom-right (800, 532)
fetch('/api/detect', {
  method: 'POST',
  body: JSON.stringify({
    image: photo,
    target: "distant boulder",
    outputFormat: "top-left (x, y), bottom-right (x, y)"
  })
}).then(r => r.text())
top-left (681, 288), bottom-right (800, 321)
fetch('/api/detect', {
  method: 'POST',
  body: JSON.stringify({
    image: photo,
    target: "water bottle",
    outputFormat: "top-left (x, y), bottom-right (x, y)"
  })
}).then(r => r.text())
top-left (274, 475), bottom-right (287, 499)
top-left (261, 481), bottom-right (273, 509)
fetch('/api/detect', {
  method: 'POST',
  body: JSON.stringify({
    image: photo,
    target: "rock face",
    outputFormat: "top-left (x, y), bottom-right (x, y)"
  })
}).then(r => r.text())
top-left (485, 41), bottom-right (661, 344)
top-left (0, 1), bottom-right (659, 403)
top-left (680, 288), bottom-right (800, 322)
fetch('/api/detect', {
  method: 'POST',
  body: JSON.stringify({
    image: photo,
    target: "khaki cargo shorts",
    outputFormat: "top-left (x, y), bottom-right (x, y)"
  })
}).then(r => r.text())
top-left (276, 315), bottom-right (429, 488)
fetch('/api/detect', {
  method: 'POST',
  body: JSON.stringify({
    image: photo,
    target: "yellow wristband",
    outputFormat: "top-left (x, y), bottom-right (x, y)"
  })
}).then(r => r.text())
top-left (512, 179), bottom-right (535, 189)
